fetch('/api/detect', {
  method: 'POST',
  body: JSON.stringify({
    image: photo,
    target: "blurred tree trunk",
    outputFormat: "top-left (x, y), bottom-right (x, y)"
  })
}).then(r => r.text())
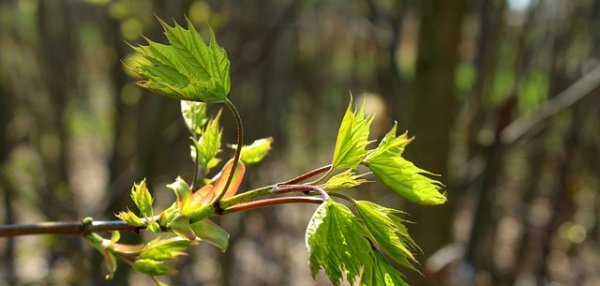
top-left (0, 71), bottom-right (17, 286)
top-left (404, 0), bottom-right (466, 283)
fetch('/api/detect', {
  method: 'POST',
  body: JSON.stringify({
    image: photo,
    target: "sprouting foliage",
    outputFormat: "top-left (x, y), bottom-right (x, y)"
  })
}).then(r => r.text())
top-left (127, 18), bottom-right (230, 103)
top-left (81, 17), bottom-right (447, 286)
top-left (332, 97), bottom-right (374, 170)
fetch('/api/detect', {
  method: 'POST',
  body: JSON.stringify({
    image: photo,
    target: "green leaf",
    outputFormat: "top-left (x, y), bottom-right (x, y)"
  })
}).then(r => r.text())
top-left (166, 177), bottom-right (192, 212)
top-left (133, 259), bottom-right (175, 276)
top-left (103, 249), bottom-right (118, 280)
top-left (191, 219), bottom-right (230, 252)
top-left (365, 124), bottom-right (446, 205)
top-left (131, 179), bottom-right (153, 217)
top-left (191, 110), bottom-right (222, 173)
top-left (140, 236), bottom-right (195, 261)
top-left (232, 137), bottom-right (273, 164)
top-left (168, 214), bottom-right (196, 241)
top-left (332, 97), bottom-right (374, 170)
top-left (322, 170), bottom-right (369, 191)
top-left (110, 231), bottom-right (121, 243)
top-left (306, 199), bottom-right (371, 285)
top-left (116, 209), bottom-right (145, 227)
top-left (360, 252), bottom-right (409, 286)
top-left (127, 18), bottom-right (230, 102)
top-left (181, 100), bottom-right (207, 134)
top-left (355, 201), bottom-right (418, 271)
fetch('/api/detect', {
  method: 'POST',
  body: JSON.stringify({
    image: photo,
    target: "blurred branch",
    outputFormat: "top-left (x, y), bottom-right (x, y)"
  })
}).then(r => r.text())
top-left (501, 64), bottom-right (600, 144)
top-left (0, 220), bottom-right (141, 237)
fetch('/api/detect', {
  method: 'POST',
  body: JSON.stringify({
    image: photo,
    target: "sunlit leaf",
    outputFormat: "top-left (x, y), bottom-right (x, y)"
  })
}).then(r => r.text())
top-left (131, 179), bottom-right (153, 217)
top-left (181, 100), bottom-right (207, 134)
top-left (360, 252), bottom-right (409, 286)
top-left (231, 137), bottom-right (273, 164)
top-left (140, 236), bottom-right (195, 261)
top-left (133, 259), bottom-right (175, 276)
top-left (306, 199), bottom-right (371, 285)
top-left (110, 231), bottom-right (121, 243)
top-left (116, 209), bottom-right (145, 227)
top-left (355, 201), bottom-right (418, 271)
top-left (332, 97), bottom-right (374, 170)
top-left (321, 169), bottom-right (369, 191)
top-left (191, 110), bottom-right (222, 173)
top-left (191, 219), bottom-right (230, 252)
top-left (365, 124), bottom-right (445, 205)
top-left (183, 159), bottom-right (245, 217)
top-left (166, 177), bottom-right (192, 212)
top-left (127, 18), bottom-right (230, 102)
top-left (168, 214), bottom-right (196, 241)
top-left (103, 249), bottom-right (117, 280)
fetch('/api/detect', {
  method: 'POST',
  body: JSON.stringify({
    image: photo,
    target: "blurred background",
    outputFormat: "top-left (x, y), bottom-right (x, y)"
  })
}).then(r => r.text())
top-left (1, 0), bottom-right (599, 285)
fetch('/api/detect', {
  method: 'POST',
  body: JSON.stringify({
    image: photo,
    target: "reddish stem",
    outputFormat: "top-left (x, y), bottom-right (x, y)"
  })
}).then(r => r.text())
top-left (224, 197), bottom-right (322, 214)
top-left (281, 164), bottom-right (332, 185)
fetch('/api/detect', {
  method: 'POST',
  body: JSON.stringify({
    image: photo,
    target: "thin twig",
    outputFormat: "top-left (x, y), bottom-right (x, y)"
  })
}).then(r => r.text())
top-left (281, 164), bottom-right (332, 185)
top-left (272, 184), bottom-right (330, 201)
top-left (224, 197), bottom-right (322, 214)
top-left (213, 98), bottom-right (244, 213)
top-left (501, 64), bottom-right (600, 144)
top-left (0, 221), bottom-right (143, 237)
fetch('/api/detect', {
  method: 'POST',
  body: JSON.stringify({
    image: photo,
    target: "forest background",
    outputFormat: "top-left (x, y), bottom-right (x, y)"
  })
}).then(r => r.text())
top-left (1, 0), bottom-right (599, 285)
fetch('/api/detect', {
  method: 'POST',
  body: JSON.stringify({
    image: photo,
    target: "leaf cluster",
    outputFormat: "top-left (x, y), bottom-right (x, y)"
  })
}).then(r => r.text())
top-left (306, 199), bottom-right (416, 285)
top-left (83, 17), bottom-right (450, 286)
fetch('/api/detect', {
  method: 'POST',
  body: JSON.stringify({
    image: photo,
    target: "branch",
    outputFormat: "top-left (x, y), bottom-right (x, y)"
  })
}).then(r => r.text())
top-left (0, 183), bottom-right (328, 237)
top-left (501, 64), bottom-right (600, 144)
top-left (224, 197), bottom-right (322, 213)
top-left (281, 164), bottom-right (332, 185)
top-left (0, 220), bottom-right (142, 237)
top-left (213, 98), bottom-right (244, 213)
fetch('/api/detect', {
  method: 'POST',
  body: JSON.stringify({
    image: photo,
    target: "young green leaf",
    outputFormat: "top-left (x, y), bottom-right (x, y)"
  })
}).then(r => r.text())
top-left (168, 214), bottom-right (196, 241)
top-left (127, 18), bottom-right (230, 102)
top-left (360, 252), bottom-right (409, 286)
top-left (133, 259), bottom-right (175, 276)
top-left (103, 249), bottom-right (118, 280)
top-left (115, 209), bottom-right (145, 227)
top-left (321, 169), bottom-right (369, 191)
top-left (231, 137), bottom-right (273, 164)
top-left (181, 100), bottom-right (207, 134)
top-left (131, 179), bottom-right (153, 218)
top-left (167, 177), bottom-right (192, 212)
top-left (365, 124), bottom-right (446, 205)
top-left (332, 97), bottom-right (374, 170)
top-left (139, 237), bottom-right (196, 261)
top-left (355, 201), bottom-right (418, 271)
top-left (191, 219), bottom-right (230, 252)
top-left (305, 199), bottom-right (371, 285)
top-left (191, 110), bottom-right (222, 173)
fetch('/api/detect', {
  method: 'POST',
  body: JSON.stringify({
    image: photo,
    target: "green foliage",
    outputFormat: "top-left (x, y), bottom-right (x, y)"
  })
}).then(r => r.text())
top-left (355, 201), bottom-right (418, 271)
top-left (181, 100), bottom-right (207, 134)
top-left (115, 209), bottom-right (145, 227)
top-left (99, 17), bottom-right (448, 286)
top-left (127, 18), bottom-right (230, 103)
top-left (234, 137), bottom-right (273, 164)
top-left (306, 199), bottom-right (371, 285)
top-left (321, 169), bottom-right (369, 191)
top-left (131, 179), bottom-right (153, 217)
top-left (191, 110), bottom-right (223, 175)
top-left (332, 97), bottom-right (374, 170)
top-left (133, 259), bottom-right (176, 276)
top-left (360, 252), bottom-right (409, 286)
top-left (191, 219), bottom-right (229, 252)
top-left (365, 123), bottom-right (446, 205)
